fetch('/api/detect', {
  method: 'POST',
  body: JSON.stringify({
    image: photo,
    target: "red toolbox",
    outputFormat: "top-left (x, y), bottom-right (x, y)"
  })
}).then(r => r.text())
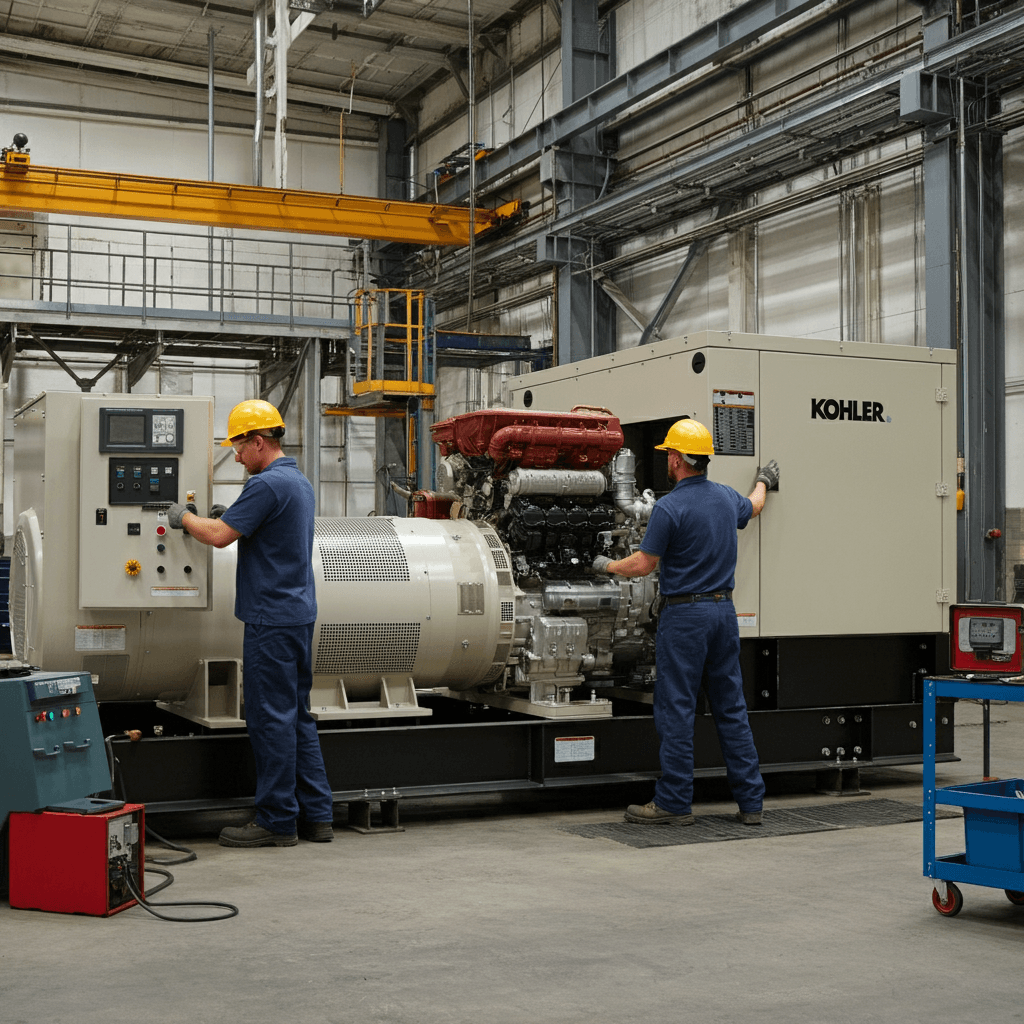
top-left (8, 803), bottom-right (145, 916)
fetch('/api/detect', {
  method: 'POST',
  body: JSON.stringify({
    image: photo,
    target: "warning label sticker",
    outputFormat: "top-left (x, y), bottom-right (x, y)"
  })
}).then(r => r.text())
top-left (75, 625), bottom-right (127, 652)
top-left (736, 613), bottom-right (757, 629)
top-left (554, 736), bottom-right (596, 763)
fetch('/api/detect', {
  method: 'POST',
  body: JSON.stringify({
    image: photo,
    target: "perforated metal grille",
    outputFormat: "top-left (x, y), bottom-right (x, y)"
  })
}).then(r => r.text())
top-left (501, 601), bottom-right (515, 623)
top-left (496, 571), bottom-right (513, 588)
top-left (315, 623), bottom-right (420, 674)
top-left (10, 528), bottom-right (26, 660)
top-left (493, 643), bottom-right (511, 663)
top-left (315, 518), bottom-right (410, 582)
top-left (484, 531), bottom-right (510, 569)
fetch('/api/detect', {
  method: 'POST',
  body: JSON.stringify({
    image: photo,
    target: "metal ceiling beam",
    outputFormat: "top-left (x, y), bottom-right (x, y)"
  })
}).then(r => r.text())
top-left (413, 64), bottom-right (919, 304)
top-left (924, 6), bottom-right (1024, 73)
top-left (342, 7), bottom-right (468, 45)
top-left (0, 158), bottom-right (521, 247)
top-left (549, 60), bottom-right (914, 237)
top-left (0, 33), bottom-right (393, 117)
top-left (434, 0), bottom-right (827, 204)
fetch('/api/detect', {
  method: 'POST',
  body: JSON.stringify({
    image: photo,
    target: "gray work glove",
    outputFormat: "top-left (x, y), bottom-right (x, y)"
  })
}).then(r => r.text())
top-left (209, 504), bottom-right (228, 520)
top-left (592, 555), bottom-right (613, 573)
top-left (755, 459), bottom-right (780, 491)
top-left (166, 502), bottom-right (197, 530)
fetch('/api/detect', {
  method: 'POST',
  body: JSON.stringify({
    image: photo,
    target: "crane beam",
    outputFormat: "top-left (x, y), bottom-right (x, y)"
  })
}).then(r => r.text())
top-left (0, 154), bottom-right (519, 246)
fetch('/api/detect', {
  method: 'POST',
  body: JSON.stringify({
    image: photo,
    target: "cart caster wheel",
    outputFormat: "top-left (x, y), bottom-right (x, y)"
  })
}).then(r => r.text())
top-left (932, 883), bottom-right (963, 917)
top-left (1004, 890), bottom-right (1024, 906)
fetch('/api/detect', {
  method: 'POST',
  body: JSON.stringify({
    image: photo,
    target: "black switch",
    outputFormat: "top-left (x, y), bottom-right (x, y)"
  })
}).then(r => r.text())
top-left (127, 523), bottom-right (141, 536)
top-left (95, 508), bottom-right (107, 526)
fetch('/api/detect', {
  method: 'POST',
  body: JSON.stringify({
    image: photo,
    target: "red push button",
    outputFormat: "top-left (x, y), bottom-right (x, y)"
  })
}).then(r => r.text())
top-left (156, 525), bottom-right (166, 536)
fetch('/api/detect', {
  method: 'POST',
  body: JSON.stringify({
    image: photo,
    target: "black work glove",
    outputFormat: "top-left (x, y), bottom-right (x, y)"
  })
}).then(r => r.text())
top-left (209, 504), bottom-right (228, 520)
top-left (167, 502), bottom-right (198, 530)
top-left (755, 459), bottom-right (780, 491)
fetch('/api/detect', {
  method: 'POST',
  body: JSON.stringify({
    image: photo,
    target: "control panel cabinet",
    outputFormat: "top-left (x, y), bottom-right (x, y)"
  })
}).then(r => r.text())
top-left (78, 396), bottom-right (214, 610)
top-left (12, 391), bottom-right (214, 613)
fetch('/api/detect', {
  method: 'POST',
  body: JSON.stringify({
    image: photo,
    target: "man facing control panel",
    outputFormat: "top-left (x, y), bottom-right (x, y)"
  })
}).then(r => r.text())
top-left (167, 399), bottom-right (334, 849)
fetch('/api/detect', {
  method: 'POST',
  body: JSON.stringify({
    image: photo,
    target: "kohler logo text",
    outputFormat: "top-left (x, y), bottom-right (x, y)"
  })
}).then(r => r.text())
top-left (811, 398), bottom-right (885, 422)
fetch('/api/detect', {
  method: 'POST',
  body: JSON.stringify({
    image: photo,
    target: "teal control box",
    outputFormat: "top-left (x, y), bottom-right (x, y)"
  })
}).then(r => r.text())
top-left (0, 670), bottom-right (112, 825)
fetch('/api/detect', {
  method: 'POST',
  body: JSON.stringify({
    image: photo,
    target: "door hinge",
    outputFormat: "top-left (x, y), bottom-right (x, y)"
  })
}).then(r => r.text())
top-left (935, 388), bottom-right (949, 402)
top-left (936, 589), bottom-right (950, 603)
top-left (936, 482), bottom-right (950, 497)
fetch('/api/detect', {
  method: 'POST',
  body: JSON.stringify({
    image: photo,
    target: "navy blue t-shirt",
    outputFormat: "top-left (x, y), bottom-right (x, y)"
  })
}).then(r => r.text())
top-left (220, 456), bottom-right (317, 625)
top-left (640, 475), bottom-right (752, 595)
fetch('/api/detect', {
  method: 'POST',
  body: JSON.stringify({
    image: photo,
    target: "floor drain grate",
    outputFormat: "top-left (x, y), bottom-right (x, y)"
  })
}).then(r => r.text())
top-left (560, 799), bottom-right (961, 849)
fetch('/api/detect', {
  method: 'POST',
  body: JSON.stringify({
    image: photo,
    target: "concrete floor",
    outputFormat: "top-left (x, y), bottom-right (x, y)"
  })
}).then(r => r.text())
top-left (3, 699), bottom-right (1024, 1024)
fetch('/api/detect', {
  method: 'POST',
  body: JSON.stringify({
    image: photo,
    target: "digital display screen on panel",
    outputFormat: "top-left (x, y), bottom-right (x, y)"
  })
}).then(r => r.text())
top-left (99, 408), bottom-right (184, 453)
top-left (107, 414), bottom-right (146, 446)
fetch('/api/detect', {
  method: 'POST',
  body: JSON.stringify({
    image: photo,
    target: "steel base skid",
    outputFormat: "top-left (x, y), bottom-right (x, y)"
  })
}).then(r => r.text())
top-left (100, 697), bottom-right (956, 814)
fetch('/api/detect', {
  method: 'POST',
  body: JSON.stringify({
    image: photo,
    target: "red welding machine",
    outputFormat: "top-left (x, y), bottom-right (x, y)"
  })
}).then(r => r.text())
top-left (8, 803), bottom-right (145, 916)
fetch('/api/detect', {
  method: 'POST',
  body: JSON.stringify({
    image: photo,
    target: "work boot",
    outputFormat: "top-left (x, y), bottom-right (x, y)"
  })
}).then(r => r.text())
top-left (735, 810), bottom-right (763, 825)
top-left (298, 820), bottom-right (334, 842)
top-left (624, 801), bottom-right (694, 825)
top-left (218, 821), bottom-right (298, 848)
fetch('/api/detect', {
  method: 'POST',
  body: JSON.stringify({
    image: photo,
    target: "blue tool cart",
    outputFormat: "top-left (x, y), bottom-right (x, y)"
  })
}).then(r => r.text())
top-left (924, 677), bottom-right (1024, 917)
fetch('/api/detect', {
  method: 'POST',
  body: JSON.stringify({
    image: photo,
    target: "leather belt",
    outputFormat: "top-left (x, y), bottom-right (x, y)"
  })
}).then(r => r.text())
top-left (665, 590), bottom-right (733, 604)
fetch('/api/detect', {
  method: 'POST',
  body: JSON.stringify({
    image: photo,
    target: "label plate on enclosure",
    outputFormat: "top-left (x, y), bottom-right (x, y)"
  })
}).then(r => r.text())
top-left (554, 736), bottom-right (596, 763)
top-left (75, 625), bottom-right (127, 651)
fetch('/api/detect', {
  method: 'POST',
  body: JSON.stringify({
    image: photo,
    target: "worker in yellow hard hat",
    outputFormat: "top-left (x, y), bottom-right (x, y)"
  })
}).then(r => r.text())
top-left (593, 417), bottom-right (779, 827)
top-left (166, 399), bottom-right (334, 848)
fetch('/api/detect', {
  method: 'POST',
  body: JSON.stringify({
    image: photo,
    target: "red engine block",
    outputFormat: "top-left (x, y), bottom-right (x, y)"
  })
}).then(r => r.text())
top-left (430, 407), bottom-right (623, 474)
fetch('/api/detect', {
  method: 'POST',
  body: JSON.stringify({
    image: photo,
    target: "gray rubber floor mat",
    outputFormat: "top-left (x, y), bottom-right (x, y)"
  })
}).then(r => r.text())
top-left (560, 798), bottom-right (962, 849)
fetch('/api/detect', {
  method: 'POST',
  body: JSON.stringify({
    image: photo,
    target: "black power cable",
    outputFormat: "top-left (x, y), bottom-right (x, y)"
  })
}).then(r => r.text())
top-left (102, 732), bottom-right (239, 921)
top-left (123, 860), bottom-right (239, 922)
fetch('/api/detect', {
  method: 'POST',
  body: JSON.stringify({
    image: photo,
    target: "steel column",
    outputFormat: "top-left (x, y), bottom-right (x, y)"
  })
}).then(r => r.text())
top-left (252, 2), bottom-right (266, 187)
top-left (301, 337), bottom-right (321, 512)
top-left (553, 0), bottom-right (614, 363)
top-left (959, 124), bottom-right (1005, 600)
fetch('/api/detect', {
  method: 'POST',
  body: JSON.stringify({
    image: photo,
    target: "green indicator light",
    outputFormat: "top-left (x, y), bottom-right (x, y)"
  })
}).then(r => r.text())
top-left (46, 711), bottom-right (55, 721)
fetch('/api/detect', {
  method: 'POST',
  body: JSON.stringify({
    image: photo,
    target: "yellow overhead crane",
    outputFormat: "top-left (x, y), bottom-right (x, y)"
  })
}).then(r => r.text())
top-left (0, 141), bottom-right (515, 501)
top-left (0, 147), bottom-right (520, 246)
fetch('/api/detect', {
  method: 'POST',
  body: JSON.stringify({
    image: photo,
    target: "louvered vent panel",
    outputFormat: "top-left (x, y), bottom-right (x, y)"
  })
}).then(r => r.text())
top-left (315, 623), bottom-right (420, 674)
top-left (315, 518), bottom-right (410, 582)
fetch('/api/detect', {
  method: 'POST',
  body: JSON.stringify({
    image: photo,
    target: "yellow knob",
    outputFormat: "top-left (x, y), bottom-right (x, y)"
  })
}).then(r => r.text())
top-left (125, 559), bottom-right (141, 577)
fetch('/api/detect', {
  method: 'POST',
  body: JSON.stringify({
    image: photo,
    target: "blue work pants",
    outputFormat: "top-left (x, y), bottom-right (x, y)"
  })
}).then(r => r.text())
top-left (243, 621), bottom-right (334, 834)
top-left (653, 601), bottom-right (765, 814)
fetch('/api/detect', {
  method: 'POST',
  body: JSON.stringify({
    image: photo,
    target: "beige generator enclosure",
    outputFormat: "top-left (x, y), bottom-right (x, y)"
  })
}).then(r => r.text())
top-left (503, 332), bottom-right (957, 710)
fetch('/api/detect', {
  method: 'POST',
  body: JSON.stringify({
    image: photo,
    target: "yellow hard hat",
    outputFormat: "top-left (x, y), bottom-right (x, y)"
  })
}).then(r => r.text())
top-left (655, 419), bottom-right (714, 457)
top-left (219, 399), bottom-right (285, 446)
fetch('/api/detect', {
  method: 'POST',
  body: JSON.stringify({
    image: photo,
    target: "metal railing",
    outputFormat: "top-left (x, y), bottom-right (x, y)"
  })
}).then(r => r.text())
top-left (0, 215), bottom-right (358, 326)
